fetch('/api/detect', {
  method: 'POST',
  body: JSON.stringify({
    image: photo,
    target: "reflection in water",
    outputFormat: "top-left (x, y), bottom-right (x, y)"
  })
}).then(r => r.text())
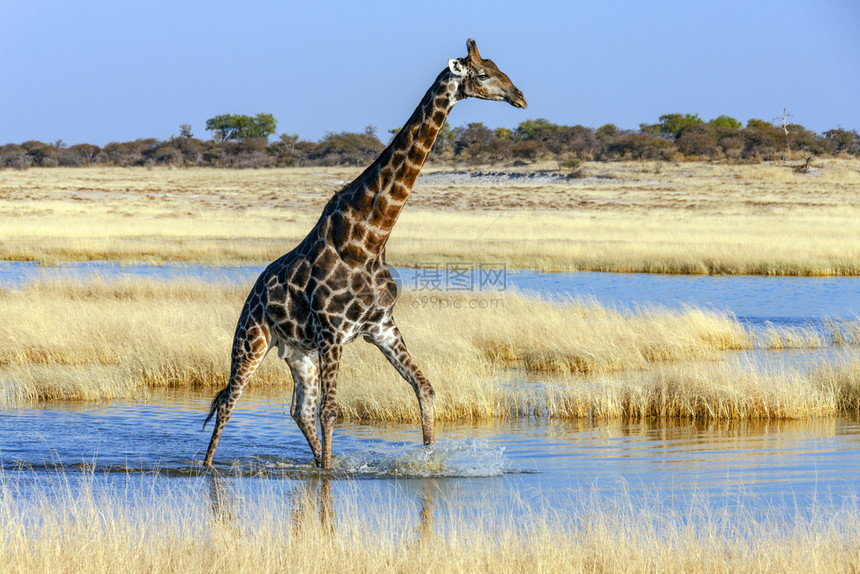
top-left (287, 475), bottom-right (336, 534)
top-left (206, 470), bottom-right (437, 542)
top-left (3, 393), bottom-right (860, 508)
top-left (207, 470), bottom-right (237, 524)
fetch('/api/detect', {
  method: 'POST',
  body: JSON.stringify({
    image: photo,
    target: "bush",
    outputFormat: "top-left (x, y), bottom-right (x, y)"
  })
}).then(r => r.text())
top-left (677, 132), bottom-right (718, 158)
top-left (308, 131), bottom-right (384, 166)
top-left (600, 134), bottom-right (675, 160)
top-left (454, 122), bottom-right (495, 162)
top-left (0, 144), bottom-right (32, 169)
top-left (61, 144), bottom-right (100, 166)
top-left (511, 139), bottom-right (547, 162)
top-left (545, 125), bottom-right (596, 159)
top-left (822, 129), bottom-right (860, 155)
top-left (741, 125), bottom-right (785, 160)
top-left (21, 141), bottom-right (59, 167)
top-left (96, 139), bottom-right (159, 166)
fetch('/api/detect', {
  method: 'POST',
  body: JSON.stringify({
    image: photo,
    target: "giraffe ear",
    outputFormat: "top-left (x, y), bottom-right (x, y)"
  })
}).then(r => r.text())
top-left (448, 58), bottom-right (466, 76)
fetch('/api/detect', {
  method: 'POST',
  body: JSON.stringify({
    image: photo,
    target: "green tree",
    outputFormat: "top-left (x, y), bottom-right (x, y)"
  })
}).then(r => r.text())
top-left (746, 118), bottom-right (771, 128)
top-left (658, 113), bottom-right (703, 138)
top-left (595, 123), bottom-right (618, 141)
top-left (708, 115), bottom-right (742, 129)
top-left (515, 118), bottom-right (561, 141)
top-left (205, 113), bottom-right (277, 141)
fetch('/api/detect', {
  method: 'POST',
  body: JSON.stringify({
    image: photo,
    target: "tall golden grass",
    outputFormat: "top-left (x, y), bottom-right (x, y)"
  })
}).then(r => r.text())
top-left (1, 279), bottom-right (858, 422)
top-left (1, 470), bottom-right (859, 573)
top-left (2, 161), bottom-right (859, 274)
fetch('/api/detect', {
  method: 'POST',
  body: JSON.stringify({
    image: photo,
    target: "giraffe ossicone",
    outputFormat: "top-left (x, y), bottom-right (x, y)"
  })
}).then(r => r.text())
top-left (202, 39), bottom-right (526, 469)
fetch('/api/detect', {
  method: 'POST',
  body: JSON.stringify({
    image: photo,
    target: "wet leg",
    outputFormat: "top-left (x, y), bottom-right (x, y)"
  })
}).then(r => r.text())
top-left (286, 351), bottom-right (322, 465)
top-left (203, 322), bottom-right (270, 467)
top-left (370, 323), bottom-right (435, 446)
top-left (317, 334), bottom-right (343, 469)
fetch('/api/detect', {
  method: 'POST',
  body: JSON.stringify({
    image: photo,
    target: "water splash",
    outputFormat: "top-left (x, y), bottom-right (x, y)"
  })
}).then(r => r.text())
top-left (332, 438), bottom-right (508, 478)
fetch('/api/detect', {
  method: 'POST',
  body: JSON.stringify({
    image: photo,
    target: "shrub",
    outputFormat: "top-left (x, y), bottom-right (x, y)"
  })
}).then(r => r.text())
top-left (740, 125), bottom-right (784, 160)
top-left (677, 132), bottom-right (718, 158)
top-left (454, 122), bottom-right (495, 162)
top-left (62, 144), bottom-right (100, 166)
top-left (546, 125), bottom-right (596, 159)
top-left (0, 144), bottom-right (31, 170)
top-left (601, 134), bottom-right (675, 160)
top-left (21, 141), bottom-right (59, 167)
top-left (822, 129), bottom-right (860, 155)
top-left (510, 139), bottom-right (546, 162)
top-left (308, 131), bottom-right (384, 166)
top-left (96, 139), bottom-right (159, 166)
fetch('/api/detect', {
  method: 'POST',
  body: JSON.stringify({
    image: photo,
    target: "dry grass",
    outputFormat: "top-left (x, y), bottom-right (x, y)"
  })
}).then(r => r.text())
top-left (545, 358), bottom-right (860, 421)
top-left (1, 160), bottom-right (859, 274)
top-left (2, 279), bottom-right (859, 422)
top-left (1, 470), bottom-right (859, 573)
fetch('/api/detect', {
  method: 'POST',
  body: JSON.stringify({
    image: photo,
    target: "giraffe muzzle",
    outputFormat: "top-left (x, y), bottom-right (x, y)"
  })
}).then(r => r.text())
top-left (507, 89), bottom-right (527, 109)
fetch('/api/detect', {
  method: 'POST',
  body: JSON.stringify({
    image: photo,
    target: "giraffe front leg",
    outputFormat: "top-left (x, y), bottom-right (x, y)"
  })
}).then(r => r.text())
top-left (317, 335), bottom-right (343, 470)
top-left (370, 323), bottom-right (435, 446)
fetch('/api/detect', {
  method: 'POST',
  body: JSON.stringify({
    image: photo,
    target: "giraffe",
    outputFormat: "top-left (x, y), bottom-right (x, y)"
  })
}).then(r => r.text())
top-left (203, 39), bottom-right (526, 469)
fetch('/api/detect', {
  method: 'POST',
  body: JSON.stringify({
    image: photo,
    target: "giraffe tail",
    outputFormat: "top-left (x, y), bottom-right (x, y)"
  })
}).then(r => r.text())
top-left (203, 388), bottom-right (228, 430)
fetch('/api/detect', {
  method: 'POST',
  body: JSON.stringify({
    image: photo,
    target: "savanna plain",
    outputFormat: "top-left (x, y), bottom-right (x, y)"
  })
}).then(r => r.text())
top-left (2, 160), bottom-right (860, 572)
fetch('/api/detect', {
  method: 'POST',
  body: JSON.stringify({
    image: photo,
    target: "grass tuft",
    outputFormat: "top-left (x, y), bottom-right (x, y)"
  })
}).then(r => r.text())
top-left (2, 279), bottom-right (858, 422)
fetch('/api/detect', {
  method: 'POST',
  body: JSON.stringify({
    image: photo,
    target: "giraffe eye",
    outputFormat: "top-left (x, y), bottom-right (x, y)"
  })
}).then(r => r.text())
top-left (477, 72), bottom-right (489, 81)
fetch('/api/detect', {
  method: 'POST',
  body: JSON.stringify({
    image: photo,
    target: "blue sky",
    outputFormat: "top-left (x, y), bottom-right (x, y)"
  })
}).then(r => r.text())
top-left (2, 0), bottom-right (858, 146)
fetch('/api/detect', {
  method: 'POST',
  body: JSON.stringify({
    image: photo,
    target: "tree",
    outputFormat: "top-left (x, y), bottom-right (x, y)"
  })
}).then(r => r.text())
top-left (515, 118), bottom-right (561, 141)
top-left (495, 127), bottom-right (514, 140)
top-left (746, 118), bottom-right (771, 128)
top-left (278, 133), bottom-right (300, 151)
top-left (205, 113), bottom-right (277, 142)
top-left (179, 124), bottom-right (194, 138)
top-left (595, 123), bottom-right (618, 141)
top-left (658, 113), bottom-right (703, 138)
top-left (708, 115), bottom-right (742, 129)
top-left (773, 108), bottom-right (792, 153)
top-left (454, 122), bottom-right (495, 159)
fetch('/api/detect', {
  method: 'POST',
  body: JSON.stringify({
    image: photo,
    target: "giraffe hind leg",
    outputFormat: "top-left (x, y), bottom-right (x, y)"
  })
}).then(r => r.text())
top-left (286, 350), bottom-right (323, 465)
top-left (203, 322), bottom-right (270, 468)
top-left (203, 388), bottom-right (227, 429)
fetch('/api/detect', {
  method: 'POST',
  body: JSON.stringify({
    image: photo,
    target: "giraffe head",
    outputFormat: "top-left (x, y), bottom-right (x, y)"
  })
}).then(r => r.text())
top-left (448, 39), bottom-right (527, 109)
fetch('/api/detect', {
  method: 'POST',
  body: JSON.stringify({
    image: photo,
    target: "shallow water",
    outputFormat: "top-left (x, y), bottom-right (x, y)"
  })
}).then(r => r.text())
top-left (3, 391), bottom-right (860, 515)
top-left (1, 261), bottom-right (859, 521)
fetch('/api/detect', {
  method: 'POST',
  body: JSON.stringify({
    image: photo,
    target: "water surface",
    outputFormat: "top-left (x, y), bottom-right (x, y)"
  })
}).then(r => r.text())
top-left (3, 391), bottom-right (860, 515)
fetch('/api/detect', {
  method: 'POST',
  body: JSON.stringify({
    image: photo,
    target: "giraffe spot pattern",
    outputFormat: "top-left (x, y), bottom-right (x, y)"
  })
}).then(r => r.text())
top-left (205, 40), bottom-right (526, 468)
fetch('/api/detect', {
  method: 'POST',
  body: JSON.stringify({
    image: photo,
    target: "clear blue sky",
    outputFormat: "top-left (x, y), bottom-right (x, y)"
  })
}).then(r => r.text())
top-left (2, 0), bottom-right (858, 146)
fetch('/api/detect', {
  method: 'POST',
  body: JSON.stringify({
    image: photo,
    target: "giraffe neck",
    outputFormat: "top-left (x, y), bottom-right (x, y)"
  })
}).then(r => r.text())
top-left (323, 68), bottom-right (461, 261)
